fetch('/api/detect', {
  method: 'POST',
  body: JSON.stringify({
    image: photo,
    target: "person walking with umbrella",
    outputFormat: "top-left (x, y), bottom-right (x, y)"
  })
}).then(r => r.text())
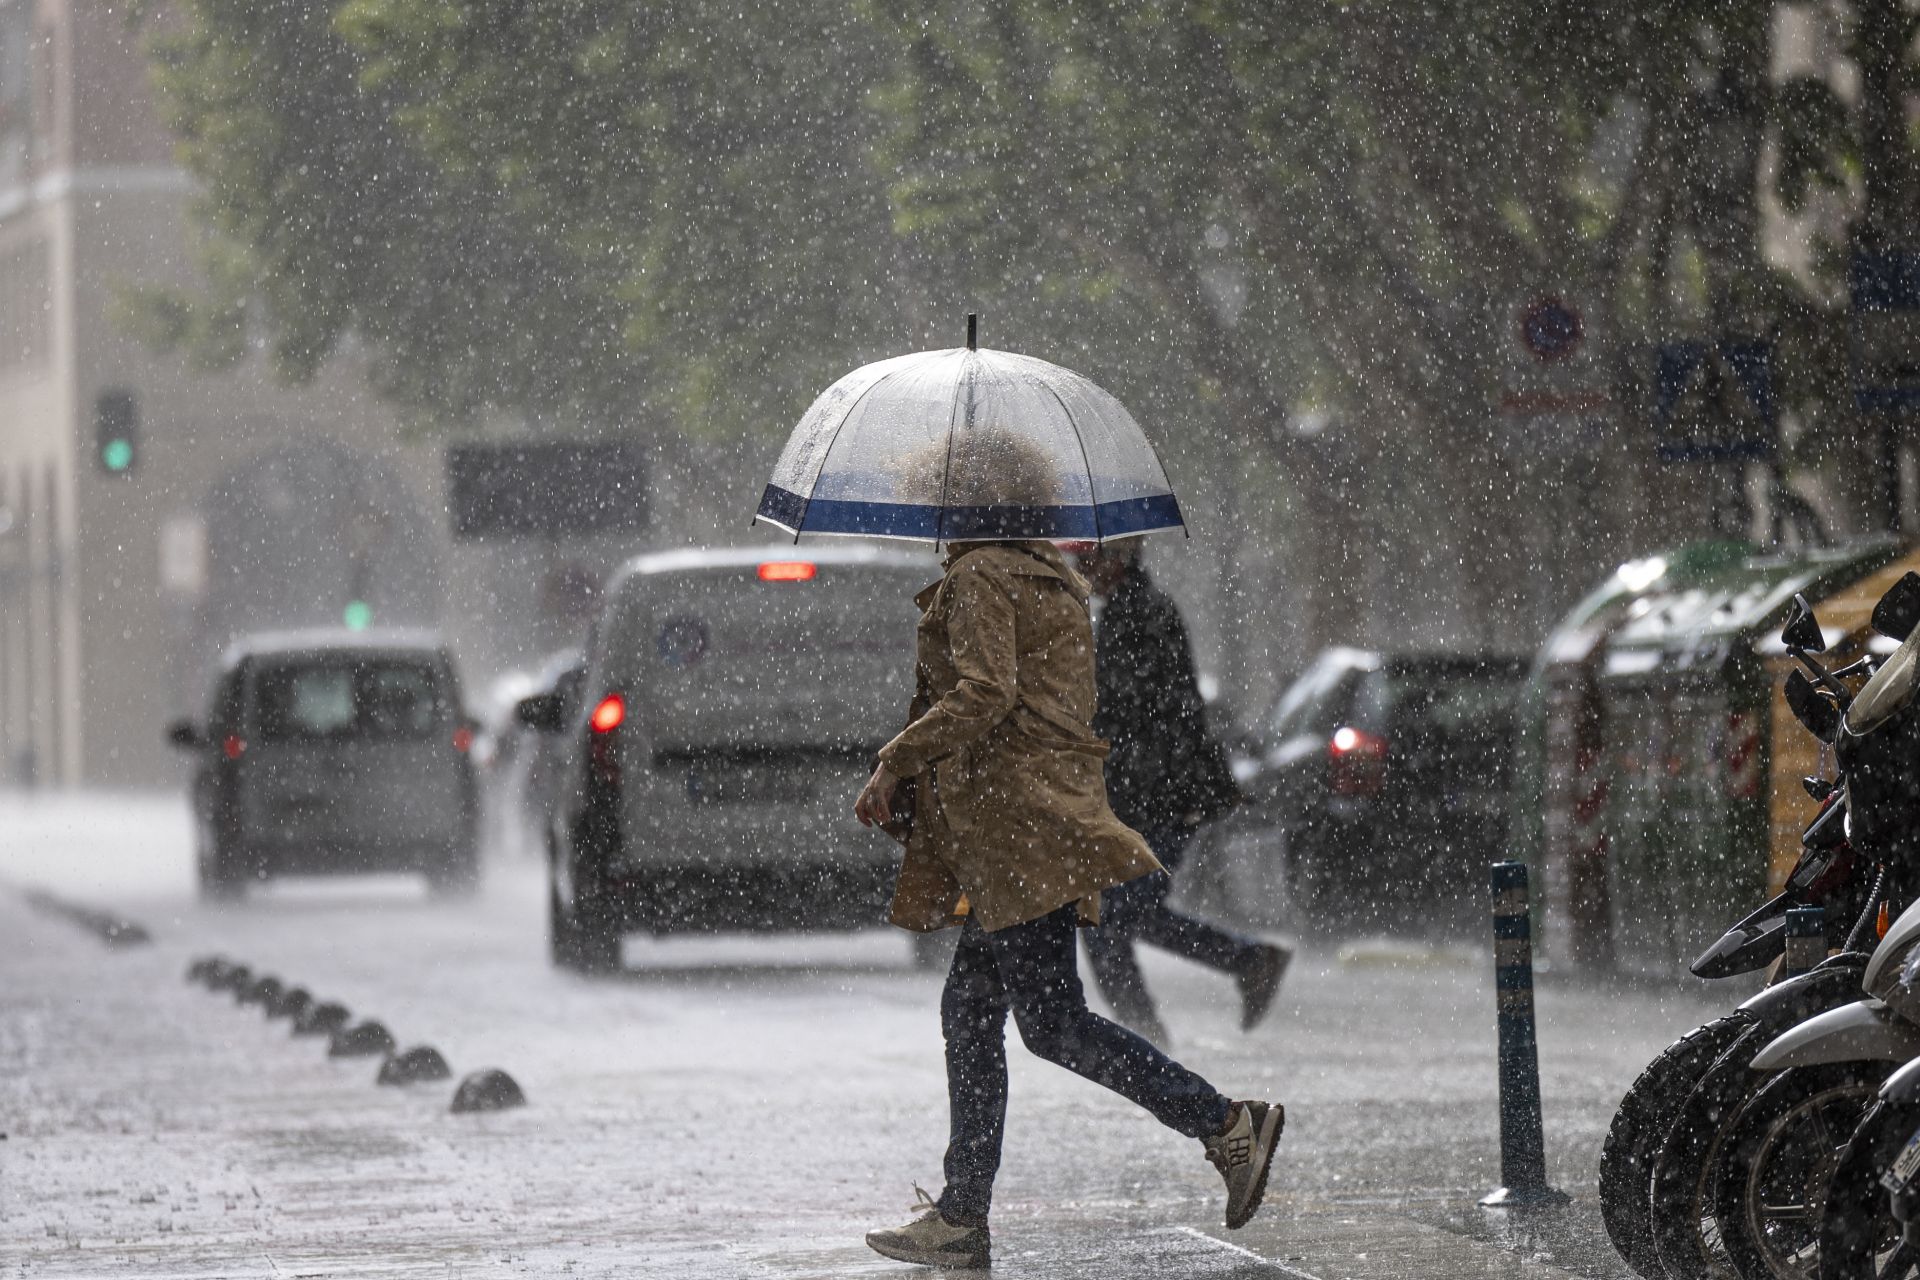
top-left (1074, 538), bottom-right (1291, 1046)
top-left (757, 322), bottom-right (1286, 1270)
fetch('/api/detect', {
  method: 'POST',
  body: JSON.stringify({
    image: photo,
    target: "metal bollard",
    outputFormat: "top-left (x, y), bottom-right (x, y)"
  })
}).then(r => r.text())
top-left (1480, 861), bottom-right (1569, 1209)
top-left (1784, 906), bottom-right (1826, 978)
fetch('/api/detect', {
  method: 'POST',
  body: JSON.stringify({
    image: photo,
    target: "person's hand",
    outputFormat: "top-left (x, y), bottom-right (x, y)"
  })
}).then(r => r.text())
top-left (855, 763), bottom-right (900, 828)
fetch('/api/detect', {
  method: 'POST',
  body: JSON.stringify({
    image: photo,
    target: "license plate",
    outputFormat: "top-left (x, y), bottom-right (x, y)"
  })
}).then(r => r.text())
top-left (685, 767), bottom-right (814, 806)
top-left (1881, 1123), bottom-right (1920, 1193)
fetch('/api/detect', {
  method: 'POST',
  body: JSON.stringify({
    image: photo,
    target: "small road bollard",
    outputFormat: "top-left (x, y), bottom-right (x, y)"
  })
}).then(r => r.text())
top-left (1480, 861), bottom-right (1569, 1209)
top-left (1784, 906), bottom-right (1826, 978)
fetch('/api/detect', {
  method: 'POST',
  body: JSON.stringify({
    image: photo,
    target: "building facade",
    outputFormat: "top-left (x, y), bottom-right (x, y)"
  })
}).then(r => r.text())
top-left (0, 0), bottom-right (467, 788)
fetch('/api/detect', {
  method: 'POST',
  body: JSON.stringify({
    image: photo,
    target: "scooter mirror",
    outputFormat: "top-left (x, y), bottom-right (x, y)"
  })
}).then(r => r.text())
top-left (1872, 572), bottom-right (1920, 641)
top-left (1785, 668), bottom-right (1841, 743)
top-left (1782, 593), bottom-right (1827, 653)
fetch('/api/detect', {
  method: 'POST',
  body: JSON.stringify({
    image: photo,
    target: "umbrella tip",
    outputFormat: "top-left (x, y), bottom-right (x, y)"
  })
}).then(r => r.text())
top-left (966, 313), bottom-right (978, 352)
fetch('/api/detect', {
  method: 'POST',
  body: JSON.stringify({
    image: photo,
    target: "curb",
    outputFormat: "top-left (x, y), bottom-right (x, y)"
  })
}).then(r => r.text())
top-left (19, 887), bottom-right (151, 948)
top-left (184, 951), bottom-right (524, 1113)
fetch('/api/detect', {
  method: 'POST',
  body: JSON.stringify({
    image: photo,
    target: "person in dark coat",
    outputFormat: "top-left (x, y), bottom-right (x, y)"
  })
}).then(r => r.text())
top-left (1076, 539), bottom-right (1290, 1046)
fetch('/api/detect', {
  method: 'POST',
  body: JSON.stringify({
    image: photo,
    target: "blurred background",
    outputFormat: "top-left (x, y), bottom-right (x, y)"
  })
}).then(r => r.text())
top-left (0, 3), bottom-right (1916, 962)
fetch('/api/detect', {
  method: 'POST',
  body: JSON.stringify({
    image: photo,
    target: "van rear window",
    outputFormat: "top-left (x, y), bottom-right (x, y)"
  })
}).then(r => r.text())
top-left (253, 661), bottom-right (446, 742)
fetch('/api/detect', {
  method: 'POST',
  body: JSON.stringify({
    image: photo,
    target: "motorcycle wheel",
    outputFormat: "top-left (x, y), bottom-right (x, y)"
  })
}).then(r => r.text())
top-left (1819, 1098), bottom-right (1920, 1280)
top-left (1714, 1061), bottom-right (1894, 1280)
top-left (1651, 1035), bottom-right (1775, 1280)
top-left (1604, 1013), bottom-right (1756, 1279)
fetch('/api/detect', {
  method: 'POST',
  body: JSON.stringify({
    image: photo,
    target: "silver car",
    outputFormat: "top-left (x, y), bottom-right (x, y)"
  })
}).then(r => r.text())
top-left (168, 630), bottom-right (479, 899)
top-left (520, 545), bottom-right (935, 970)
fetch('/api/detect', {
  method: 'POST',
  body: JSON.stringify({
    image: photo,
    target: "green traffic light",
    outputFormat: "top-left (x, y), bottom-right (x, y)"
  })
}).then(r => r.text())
top-left (342, 600), bottom-right (373, 631)
top-left (101, 438), bottom-right (133, 472)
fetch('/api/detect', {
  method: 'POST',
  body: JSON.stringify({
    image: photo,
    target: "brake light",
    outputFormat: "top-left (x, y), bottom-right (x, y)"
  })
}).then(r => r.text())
top-left (222, 735), bottom-right (246, 760)
top-left (452, 725), bottom-right (474, 753)
top-left (1329, 726), bottom-right (1387, 796)
top-left (590, 693), bottom-right (626, 734)
top-left (758, 561), bottom-right (817, 582)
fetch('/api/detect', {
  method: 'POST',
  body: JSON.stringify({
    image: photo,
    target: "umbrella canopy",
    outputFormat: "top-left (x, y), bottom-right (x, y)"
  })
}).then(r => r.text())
top-left (755, 338), bottom-right (1184, 544)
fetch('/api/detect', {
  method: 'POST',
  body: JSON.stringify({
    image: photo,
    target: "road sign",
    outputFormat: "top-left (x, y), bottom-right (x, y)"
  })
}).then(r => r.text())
top-left (1653, 339), bottom-right (1776, 462)
top-left (446, 441), bottom-right (649, 538)
top-left (1519, 296), bottom-right (1585, 363)
top-left (1851, 250), bottom-right (1920, 413)
top-left (158, 515), bottom-right (207, 596)
top-left (1497, 292), bottom-right (1614, 450)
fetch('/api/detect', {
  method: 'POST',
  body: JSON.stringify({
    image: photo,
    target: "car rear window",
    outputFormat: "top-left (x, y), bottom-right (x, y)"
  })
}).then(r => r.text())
top-left (1351, 663), bottom-right (1523, 781)
top-left (1264, 654), bottom-right (1362, 742)
top-left (252, 660), bottom-right (448, 742)
top-left (603, 560), bottom-right (929, 753)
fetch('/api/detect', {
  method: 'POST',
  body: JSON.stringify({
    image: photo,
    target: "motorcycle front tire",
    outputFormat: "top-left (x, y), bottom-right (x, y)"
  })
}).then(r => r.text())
top-left (1651, 1036), bottom-right (1777, 1280)
top-left (1603, 1013), bottom-right (1756, 1279)
top-left (1819, 1096), bottom-right (1920, 1280)
top-left (1713, 1060), bottom-right (1894, 1280)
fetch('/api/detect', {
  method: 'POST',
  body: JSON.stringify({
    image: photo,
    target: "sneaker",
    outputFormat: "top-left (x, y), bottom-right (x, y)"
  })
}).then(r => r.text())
top-left (1204, 1100), bottom-right (1285, 1229)
top-left (865, 1186), bottom-right (991, 1270)
top-left (1237, 944), bottom-right (1292, 1032)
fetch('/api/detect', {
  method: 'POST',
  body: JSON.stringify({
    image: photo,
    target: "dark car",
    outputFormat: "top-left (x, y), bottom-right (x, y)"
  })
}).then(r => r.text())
top-left (167, 630), bottom-right (480, 900)
top-left (1222, 647), bottom-right (1529, 927)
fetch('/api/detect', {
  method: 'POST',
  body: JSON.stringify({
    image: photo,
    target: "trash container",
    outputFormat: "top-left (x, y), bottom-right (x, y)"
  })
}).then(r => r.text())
top-left (1512, 537), bottom-right (1916, 980)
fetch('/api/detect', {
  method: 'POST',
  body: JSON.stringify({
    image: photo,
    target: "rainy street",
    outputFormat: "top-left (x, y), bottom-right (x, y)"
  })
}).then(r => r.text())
top-left (7, 1), bottom-right (1920, 1277)
top-left (5, 793), bottom-right (1728, 1280)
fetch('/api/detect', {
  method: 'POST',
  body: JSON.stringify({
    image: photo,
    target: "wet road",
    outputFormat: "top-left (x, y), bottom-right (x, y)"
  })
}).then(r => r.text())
top-left (3, 793), bottom-right (1733, 1278)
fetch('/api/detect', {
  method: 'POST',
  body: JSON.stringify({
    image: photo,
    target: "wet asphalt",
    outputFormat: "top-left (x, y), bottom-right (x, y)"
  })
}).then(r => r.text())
top-left (2, 794), bottom-right (1739, 1278)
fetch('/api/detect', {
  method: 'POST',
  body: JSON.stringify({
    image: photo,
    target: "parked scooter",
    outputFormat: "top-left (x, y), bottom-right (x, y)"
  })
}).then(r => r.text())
top-left (1657, 575), bottom-right (1920, 1280)
top-left (1603, 586), bottom-right (1910, 1280)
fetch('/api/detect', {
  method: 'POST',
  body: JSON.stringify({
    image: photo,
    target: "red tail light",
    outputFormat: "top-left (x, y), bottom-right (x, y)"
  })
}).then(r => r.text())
top-left (758, 561), bottom-right (817, 582)
top-left (222, 735), bottom-right (246, 760)
top-left (590, 693), bottom-right (626, 734)
top-left (451, 725), bottom-right (474, 753)
top-left (1329, 726), bottom-right (1387, 796)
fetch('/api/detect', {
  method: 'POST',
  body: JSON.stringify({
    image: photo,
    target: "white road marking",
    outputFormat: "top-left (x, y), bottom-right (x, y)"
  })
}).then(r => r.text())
top-left (1166, 1226), bottom-right (1325, 1279)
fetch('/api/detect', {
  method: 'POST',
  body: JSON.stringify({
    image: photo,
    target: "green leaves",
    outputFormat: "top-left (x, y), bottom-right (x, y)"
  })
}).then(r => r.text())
top-left (134, 0), bottom-right (1912, 458)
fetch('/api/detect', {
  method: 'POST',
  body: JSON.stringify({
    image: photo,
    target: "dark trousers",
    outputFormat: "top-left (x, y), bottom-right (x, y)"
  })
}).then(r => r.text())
top-left (937, 904), bottom-right (1231, 1220)
top-left (1082, 825), bottom-right (1266, 1028)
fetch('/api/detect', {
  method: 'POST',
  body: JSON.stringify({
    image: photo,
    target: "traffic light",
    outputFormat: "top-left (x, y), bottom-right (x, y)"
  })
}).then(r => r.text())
top-left (94, 390), bottom-right (138, 475)
top-left (342, 600), bottom-right (373, 631)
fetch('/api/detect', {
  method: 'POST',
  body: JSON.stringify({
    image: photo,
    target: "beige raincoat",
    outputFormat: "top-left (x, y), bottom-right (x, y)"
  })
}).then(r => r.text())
top-left (877, 540), bottom-right (1161, 933)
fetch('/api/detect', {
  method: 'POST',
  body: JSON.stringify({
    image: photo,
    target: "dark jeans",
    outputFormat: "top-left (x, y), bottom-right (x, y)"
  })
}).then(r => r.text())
top-left (1082, 825), bottom-right (1266, 1028)
top-left (937, 905), bottom-right (1232, 1221)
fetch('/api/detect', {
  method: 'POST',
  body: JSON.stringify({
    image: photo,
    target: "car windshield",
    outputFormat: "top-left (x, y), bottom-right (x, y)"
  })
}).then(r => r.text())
top-left (252, 660), bottom-right (447, 742)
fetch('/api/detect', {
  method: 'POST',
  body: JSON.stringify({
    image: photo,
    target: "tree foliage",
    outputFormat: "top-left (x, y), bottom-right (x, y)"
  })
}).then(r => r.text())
top-left (140, 0), bottom-right (1915, 471)
top-left (137, 0), bottom-right (922, 434)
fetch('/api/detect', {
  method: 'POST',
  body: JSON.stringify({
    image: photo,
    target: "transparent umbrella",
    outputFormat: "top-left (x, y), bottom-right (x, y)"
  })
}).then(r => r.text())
top-left (755, 318), bottom-right (1184, 544)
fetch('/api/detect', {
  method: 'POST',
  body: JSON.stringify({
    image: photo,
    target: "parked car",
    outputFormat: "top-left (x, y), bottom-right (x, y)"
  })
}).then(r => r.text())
top-left (489, 648), bottom-right (584, 856)
top-left (1221, 647), bottom-right (1530, 927)
top-left (518, 545), bottom-right (935, 971)
top-left (167, 630), bottom-right (479, 900)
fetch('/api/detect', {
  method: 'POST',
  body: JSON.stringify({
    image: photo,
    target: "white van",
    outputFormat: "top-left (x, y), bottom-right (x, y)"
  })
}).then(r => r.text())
top-left (520, 545), bottom-right (934, 970)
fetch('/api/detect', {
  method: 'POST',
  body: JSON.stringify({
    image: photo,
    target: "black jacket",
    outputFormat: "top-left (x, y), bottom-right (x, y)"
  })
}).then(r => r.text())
top-left (1091, 563), bottom-right (1238, 836)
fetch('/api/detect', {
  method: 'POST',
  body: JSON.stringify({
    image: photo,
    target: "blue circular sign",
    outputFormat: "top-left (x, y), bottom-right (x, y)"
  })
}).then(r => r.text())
top-left (1520, 296), bottom-right (1584, 363)
top-left (656, 616), bottom-right (709, 668)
